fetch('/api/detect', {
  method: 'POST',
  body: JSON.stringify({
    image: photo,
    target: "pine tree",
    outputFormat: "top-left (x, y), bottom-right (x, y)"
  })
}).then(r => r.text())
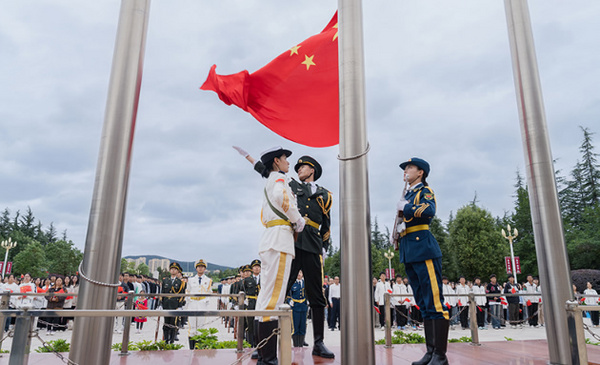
top-left (510, 170), bottom-right (537, 276)
top-left (577, 126), bottom-right (600, 205)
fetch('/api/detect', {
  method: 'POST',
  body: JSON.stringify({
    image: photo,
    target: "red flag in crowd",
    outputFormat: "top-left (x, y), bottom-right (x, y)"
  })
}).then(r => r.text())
top-left (526, 299), bottom-right (532, 307)
top-left (477, 306), bottom-right (483, 313)
top-left (445, 303), bottom-right (452, 310)
top-left (19, 286), bottom-right (33, 293)
top-left (511, 287), bottom-right (516, 294)
top-left (414, 304), bottom-right (420, 311)
top-left (201, 13), bottom-right (339, 147)
top-left (374, 306), bottom-right (381, 315)
top-left (458, 300), bottom-right (462, 307)
top-left (501, 298), bottom-right (508, 306)
top-left (387, 289), bottom-right (393, 294)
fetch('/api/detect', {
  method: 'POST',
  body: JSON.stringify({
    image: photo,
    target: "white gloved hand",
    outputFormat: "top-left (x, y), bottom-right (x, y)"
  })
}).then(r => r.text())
top-left (294, 217), bottom-right (306, 232)
top-left (232, 145), bottom-right (249, 157)
top-left (289, 300), bottom-right (294, 307)
top-left (396, 222), bottom-right (406, 234)
top-left (397, 199), bottom-right (408, 212)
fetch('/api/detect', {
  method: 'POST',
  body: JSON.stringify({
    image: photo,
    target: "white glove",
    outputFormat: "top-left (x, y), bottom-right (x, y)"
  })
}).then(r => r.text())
top-left (396, 199), bottom-right (408, 212)
top-left (294, 217), bottom-right (306, 232)
top-left (232, 145), bottom-right (249, 157)
top-left (289, 300), bottom-right (294, 307)
top-left (396, 222), bottom-right (406, 234)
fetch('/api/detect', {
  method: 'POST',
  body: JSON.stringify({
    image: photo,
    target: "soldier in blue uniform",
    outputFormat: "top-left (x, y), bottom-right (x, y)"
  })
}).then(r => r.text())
top-left (397, 158), bottom-right (449, 365)
top-left (288, 270), bottom-right (309, 347)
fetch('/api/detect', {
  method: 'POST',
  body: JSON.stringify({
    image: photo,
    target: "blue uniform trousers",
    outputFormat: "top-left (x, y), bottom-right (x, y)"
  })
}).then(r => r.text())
top-left (292, 307), bottom-right (308, 336)
top-left (405, 258), bottom-right (449, 320)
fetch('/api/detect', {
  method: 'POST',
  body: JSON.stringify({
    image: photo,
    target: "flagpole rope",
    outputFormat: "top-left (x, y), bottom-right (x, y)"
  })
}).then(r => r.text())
top-left (338, 143), bottom-right (370, 161)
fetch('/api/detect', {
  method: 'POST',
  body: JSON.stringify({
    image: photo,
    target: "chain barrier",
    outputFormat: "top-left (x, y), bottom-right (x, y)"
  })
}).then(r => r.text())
top-left (583, 323), bottom-right (600, 343)
top-left (486, 306), bottom-right (540, 326)
top-left (0, 329), bottom-right (14, 344)
top-left (37, 318), bottom-right (69, 330)
top-left (230, 327), bottom-right (280, 365)
top-left (31, 330), bottom-right (80, 365)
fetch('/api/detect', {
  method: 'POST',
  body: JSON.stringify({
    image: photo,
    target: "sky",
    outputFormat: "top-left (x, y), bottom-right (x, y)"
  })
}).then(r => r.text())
top-left (1, 1), bottom-right (599, 268)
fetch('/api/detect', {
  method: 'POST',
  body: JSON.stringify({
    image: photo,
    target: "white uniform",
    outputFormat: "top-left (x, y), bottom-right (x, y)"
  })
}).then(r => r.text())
top-left (374, 280), bottom-right (392, 306)
top-left (256, 171), bottom-right (302, 322)
top-left (187, 273), bottom-right (213, 332)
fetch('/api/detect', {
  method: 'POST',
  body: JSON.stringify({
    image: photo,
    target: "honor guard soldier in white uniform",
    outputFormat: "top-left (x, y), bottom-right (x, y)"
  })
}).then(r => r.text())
top-left (396, 158), bottom-right (449, 365)
top-left (187, 259), bottom-right (212, 349)
top-left (255, 146), bottom-right (305, 365)
top-left (234, 146), bottom-right (335, 359)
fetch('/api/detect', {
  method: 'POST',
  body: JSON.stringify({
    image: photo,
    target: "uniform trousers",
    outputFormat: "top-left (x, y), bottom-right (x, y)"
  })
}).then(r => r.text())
top-left (292, 307), bottom-right (308, 336)
top-left (405, 258), bottom-right (449, 320)
top-left (188, 298), bottom-right (210, 334)
top-left (256, 249), bottom-right (293, 322)
top-left (286, 248), bottom-right (327, 308)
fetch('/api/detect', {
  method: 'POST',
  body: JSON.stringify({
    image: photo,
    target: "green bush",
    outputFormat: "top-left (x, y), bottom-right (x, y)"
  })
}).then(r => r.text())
top-left (111, 340), bottom-right (183, 352)
top-left (449, 336), bottom-right (472, 343)
top-left (190, 327), bottom-right (250, 349)
top-left (375, 331), bottom-right (425, 345)
top-left (586, 338), bottom-right (600, 346)
top-left (35, 339), bottom-right (70, 353)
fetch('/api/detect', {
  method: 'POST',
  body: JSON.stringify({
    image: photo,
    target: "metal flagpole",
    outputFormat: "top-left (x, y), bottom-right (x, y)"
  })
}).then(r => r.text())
top-left (69, 1), bottom-right (150, 364)
top-left (338, 1), bottom-right (376, 365)
top-left (504, 1), bottom-right (575, 363)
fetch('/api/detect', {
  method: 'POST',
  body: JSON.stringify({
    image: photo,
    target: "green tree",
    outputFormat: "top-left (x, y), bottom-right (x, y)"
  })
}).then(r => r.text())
top-left (510, 171), bottom-right (538, 277)
top-left (578, 126), bottom-right (600, 205)
top-left (120, 258), bottom-right (129, 274)
top-left (433, 216), bottom-right (456, 280)
top-left (323, 245), bottom-right (341, 278)
top-left (567, 203), bottom-right (600, 270)
top-left (12, 242), bottom-right (47, 277)
top-left (447, 203), bottom-right (508, 281)
top-left (136, 263), bottom-right (150, 276)
top-left (45, 240), bottom-right (83, 275)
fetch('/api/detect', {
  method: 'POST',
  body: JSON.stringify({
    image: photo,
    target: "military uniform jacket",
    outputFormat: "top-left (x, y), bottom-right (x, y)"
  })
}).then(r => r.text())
top-left (242, 275), bottom-right (260, 309)
top-left (187, 274), bottom-right (212, 304)
top-left (161, 276), bottom-right (183, 310)
top-left (255, 162), bottom-right (333, 254)
top-left (288, 280), bottom-right (308, 312)
top-left (399, 183), bottom-right (442, 264)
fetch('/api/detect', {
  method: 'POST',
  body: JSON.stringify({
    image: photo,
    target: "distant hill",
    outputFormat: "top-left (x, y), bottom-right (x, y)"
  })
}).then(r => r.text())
top-left (124, 255), bottom-right (233, 273)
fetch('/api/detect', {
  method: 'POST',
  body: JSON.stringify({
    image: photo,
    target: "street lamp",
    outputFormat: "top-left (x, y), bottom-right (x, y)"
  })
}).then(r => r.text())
top-left (501, 224), bottom-right (519, 283)
top-left (384, 249), bottom-right (394, 280)
top-left (1, 238), bottom-right (17, 279)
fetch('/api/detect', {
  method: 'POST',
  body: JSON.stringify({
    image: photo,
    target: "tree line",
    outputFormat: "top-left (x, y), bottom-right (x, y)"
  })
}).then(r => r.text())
top-left (325, 126), bottom-right (600, 283)
top-left (0, 207), bottom-right (83, 278)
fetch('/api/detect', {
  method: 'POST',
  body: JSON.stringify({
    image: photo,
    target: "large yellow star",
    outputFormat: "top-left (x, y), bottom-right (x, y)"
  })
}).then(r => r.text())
top-left (333, 23), bottom-right (338, 42)
top-left (301, 54), bottom-right (316, 70)
top-left (289, 45), bottom-right (301, 56)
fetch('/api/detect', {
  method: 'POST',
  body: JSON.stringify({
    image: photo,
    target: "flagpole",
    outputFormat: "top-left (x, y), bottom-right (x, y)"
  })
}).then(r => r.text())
top-left (504, 1), bottom-right (576, 363)
top-left (69, 1), bottom-right (150, 364)
top-left (338, 1), bottom-right (376, 365)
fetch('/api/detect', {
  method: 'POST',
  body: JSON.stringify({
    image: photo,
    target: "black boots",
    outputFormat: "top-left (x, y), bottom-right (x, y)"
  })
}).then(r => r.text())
top-left (311, 307), bottom-right (335, 359)
top-left (189, 339), bottom-right (197, 349)
top-left (412, 319), bottom-right (434, 365)
top-left (257, 320), bottom-right (279, 365)
top-left (292, 334), bottom-right (301, 347)
top-left (411, 318), bottom-right (450, 365)
top-left (428, 319), bottom-right (450, 365)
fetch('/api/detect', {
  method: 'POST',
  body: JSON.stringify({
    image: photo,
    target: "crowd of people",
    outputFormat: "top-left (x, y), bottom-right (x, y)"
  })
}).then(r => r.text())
top-left (0, 273), bottom-right (79, 334)
top-left (372, 272), bottom-right (549, 332)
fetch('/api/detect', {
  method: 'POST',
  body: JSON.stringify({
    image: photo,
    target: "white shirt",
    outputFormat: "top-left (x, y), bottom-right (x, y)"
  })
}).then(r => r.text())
top-left (260, 171), bottom-right (302, 256)
top-left (18, 282), bottom-right (37, 308)
top-left (584, 288), bottom-right (598, 306)
top-left (523, 282), bottom-right (538, 303)
top-left (405, 284), bottom-right (415, 307)
top-left (4, 282), bottom-right (20, 308)
top-left (455, 284), bottom-right (469, 307)
top-left (374, 280), bottom-right (392, 306)
top-left (471, 284), bottom-right (487, 306)
top-left (328, 283), bottom-right (340, 302)
top-left (392, 282), bottom-right (408, 306)
top-left (443, 284), bottom-right (455, 307)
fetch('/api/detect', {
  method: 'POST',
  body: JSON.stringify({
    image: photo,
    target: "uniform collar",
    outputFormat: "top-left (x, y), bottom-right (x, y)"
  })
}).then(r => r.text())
top-left (409, 182), bottom-right (423, 192)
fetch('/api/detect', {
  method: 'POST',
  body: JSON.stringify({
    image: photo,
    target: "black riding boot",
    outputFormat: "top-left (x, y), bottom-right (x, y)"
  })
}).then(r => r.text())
top-left (311, 307), bottom-right (335, 358)
top-left (257, 320), bottom-right (279, 365)
top-left (412, 319), bottom-right (435, 365)
top-left (252, 319), bottom-right (260, 360)
top-left (189, 339), bottom-right (197, 349)
top-left (427, 319), bottom-right (450, 365)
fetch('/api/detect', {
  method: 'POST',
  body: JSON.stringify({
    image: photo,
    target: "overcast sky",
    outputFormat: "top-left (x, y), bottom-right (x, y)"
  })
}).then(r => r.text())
top-left (1, 1), bottom-right (598, 268)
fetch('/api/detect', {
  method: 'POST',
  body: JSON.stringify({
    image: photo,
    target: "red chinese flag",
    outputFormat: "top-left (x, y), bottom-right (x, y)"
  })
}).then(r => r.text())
top-left (477, 306), bottom-right (483, 312)
top-left (445, 303), bottom-right (451, 310)
top-left (526, 299), bottom-right (532, 307)
top-left (374, 306), bottom-right (381, 315)
top-left (458, 300), bottom-right (462, 307)
top-left (414, 305), bottom-right (420, 311)
top-left (20, 286), bottom-right (32, 293)
top-left (201, 13), bottom-right (339, 147)
top-left (511, 287), bottom-right (516, 294)
top-left (387, 289), bottom-right (393, 294)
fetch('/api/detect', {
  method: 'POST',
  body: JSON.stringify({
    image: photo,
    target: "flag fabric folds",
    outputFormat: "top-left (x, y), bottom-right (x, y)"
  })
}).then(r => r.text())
top-left (201, 13), bottom-right (339, 147)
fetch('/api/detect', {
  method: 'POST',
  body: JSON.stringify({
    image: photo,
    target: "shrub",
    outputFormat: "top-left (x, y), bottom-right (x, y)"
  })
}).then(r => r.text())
top-left (111, 340), bottom-right (183, 352)
top-left (35, 339), bottom-right (70, 353)
top-left (375, 331), bottom-right (425, 345)
top-left (449, 336), bottom-right (472, 343)
top-left (190, 327), bottom-right (250, 349)
top-left (572, 269), bottom-right (600, 293)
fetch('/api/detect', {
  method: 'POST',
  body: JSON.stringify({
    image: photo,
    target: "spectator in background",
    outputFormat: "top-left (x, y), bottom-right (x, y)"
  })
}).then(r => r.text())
top-left (328, 276), bottom-right (340, 331)
top-left (374, 272), bottom-right (392, 330)
top-left (504, 275), bottom-right (521, 328)
top-left (393, 274), bottom-right (409, 330)
top-left (486, 274), bottom-right (502, 330)
top-left (584, 282), bottom-right (599, 328)
top-left (472, 277), bottom-right (487, 330)
top-left (45, 276), bottom-right (66, 335)
top-left (71, 276), bottom-right (79, 310)
top-left (441, 277), bottom-right (456, 330)
top-left (456, 276), bottom-right (469, 330)
top-left (134, 290), bottom-right (148, 334)
top-left (523, 275), bottom-right (539, 327)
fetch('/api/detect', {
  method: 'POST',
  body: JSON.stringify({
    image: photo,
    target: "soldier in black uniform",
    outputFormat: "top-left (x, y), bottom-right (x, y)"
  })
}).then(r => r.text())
top-left (161, 262), bottom-right (184, 344)
top-left (243, 259), bottom-right (261, 357)
top-left (234, 147), bottom-right (335, 359)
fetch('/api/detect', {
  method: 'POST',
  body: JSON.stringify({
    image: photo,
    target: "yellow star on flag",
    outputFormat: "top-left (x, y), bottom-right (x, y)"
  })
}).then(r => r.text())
top-left (301, 54), bottom-right (316, 70)
top-left (289, 45), bottom-right (301, 56)
top-left (333, 23), bottom-right (338, 41)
